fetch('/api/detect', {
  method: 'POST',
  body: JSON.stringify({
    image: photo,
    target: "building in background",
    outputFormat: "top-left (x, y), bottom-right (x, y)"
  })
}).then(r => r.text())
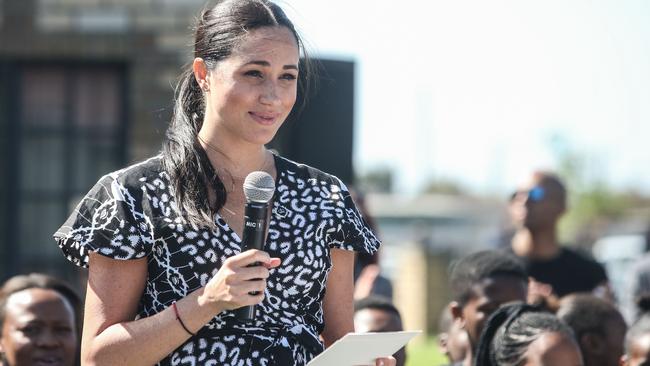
top-left (366, 192), bottom-right (507, 339)
top-left (0, 0), bottom-right (355, 286)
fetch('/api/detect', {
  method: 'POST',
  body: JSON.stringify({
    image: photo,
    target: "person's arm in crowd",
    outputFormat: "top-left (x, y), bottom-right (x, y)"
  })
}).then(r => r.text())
top-left (81, 250), bottom-right (280, 365)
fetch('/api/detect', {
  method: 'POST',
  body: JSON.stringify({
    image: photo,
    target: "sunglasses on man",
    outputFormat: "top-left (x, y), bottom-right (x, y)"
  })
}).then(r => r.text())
top-left (509, 186), bottom-right (546, 202)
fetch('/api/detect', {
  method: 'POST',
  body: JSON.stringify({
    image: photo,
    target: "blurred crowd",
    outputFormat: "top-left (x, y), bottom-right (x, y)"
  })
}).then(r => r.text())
top-left (352, 170), bottom-right (650, 366)
top-left (437, 252), bottom-right (650, 366)
top-left (1, 169), bottom-right (649, 366)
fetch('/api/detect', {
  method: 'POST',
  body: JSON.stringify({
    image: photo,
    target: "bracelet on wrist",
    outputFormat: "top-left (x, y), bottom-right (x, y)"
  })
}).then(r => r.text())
top-left (172, 301), bottom-right (195, 337)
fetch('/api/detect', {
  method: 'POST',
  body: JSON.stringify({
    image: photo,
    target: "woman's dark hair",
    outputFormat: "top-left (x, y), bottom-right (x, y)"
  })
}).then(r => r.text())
top-left (474, 302), bottom-right (576, 366)
top-left (162, 0), bottom-right (310, 229)
top-left (0, 273), bottom-right (82, 331)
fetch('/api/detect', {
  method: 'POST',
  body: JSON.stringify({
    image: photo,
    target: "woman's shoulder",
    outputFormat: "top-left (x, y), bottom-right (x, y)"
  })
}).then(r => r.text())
top-left (81, 155), bottom-right (168, 205)
top-left (54, 155), bottom-right (166, 267)
top-left (275, 154), bottom-right (344, 188)
top-left (99, 155), bottom-right (166, 188)
top-left (274, 154), bottom-right (381, 254)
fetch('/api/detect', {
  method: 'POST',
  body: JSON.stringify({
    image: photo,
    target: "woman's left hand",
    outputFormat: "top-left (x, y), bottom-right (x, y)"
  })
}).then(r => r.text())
top-left (375, 356), bottom-right (396, 366)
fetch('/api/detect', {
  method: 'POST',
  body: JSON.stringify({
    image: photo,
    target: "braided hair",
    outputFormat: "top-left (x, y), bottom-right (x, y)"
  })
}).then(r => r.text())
top-left (474, 302), bottom-right (576, 366)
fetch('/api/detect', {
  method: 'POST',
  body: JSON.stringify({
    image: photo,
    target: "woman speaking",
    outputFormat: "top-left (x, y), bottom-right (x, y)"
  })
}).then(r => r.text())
top-left (53, 0), bottom-right (394, 365)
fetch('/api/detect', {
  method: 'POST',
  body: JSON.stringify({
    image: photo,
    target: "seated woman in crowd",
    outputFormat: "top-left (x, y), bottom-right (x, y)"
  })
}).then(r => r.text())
top-left (0, 273), bottom-right (80, 366)
top-left (474, 302), bottom-right (583, 366)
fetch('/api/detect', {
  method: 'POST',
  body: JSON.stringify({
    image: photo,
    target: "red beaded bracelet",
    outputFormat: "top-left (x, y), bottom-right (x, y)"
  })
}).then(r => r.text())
top-left (172, 302), bottom-right (195, 337)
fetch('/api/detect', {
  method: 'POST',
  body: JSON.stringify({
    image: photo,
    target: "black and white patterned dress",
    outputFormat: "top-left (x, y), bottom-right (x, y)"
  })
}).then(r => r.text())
top-left (54, 154), bottom-right (380, 366)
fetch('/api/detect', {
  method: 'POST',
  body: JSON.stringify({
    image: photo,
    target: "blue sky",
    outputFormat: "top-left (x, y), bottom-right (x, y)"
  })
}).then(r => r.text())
top-left (282, 0), bottom-right (650, 194)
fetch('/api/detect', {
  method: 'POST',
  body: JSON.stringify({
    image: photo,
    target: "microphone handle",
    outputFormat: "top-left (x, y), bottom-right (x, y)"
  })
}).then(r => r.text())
top-left (234, 201), bottom-right (269, 320)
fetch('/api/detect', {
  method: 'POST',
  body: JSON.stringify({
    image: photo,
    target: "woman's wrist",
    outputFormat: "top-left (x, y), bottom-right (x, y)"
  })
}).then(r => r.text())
top-left (170, 287), bottom-right (224, 336)
top-left (196, 286), bottom-right (224, 315)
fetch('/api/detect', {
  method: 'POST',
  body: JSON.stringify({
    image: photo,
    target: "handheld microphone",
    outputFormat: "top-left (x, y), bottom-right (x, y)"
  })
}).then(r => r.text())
top-left (234, 171), bottom-right (275, 320)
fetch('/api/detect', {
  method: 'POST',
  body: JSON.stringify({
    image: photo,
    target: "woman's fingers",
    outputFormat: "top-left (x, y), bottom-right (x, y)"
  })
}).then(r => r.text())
top-left (263, 257), bottom-right (282, 268)
top-left (238, 265), bottom-right (271, 280)
top-left (222, 251), bottom-right (279, 277)
top-left (230, 249), bottom-right (273, 267)
top-left (204, 250), bottom-right (281, 310)
top-left (226, 250), bottom-right (281, 276)
top-left (240, 278), bottom-right (267, 294)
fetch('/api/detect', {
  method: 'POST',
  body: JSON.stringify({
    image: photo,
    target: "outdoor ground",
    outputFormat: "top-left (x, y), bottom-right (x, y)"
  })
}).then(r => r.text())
top-left (406, 336), bottom-right (449, 366)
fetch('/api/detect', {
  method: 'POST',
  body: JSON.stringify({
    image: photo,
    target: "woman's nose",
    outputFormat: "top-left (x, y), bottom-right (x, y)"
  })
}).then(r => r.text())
top-left (259, 80), bottom-right (280, 105)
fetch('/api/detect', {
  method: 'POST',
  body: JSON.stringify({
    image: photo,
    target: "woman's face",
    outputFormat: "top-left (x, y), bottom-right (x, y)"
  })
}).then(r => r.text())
top-left (524, 331), bottom-right (584, 366)
top-left (0, 288), bottom-right (77, 366)
top-left (204, 26), bottom-right (300, 146)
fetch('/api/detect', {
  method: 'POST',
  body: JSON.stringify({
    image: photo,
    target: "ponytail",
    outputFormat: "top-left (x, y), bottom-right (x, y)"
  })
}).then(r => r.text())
top-left (474, 302), bottom-right (573, 366)
top-left (474, 303), bottom-right (537, 366)
top-left (161, 67), bottom-right (226, 229)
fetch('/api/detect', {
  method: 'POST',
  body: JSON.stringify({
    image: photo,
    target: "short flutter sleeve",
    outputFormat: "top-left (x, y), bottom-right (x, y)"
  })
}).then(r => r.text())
top-left (326, 179), bottom-right (381, 254)
top-left (54, 173), bottom-right (154, 268)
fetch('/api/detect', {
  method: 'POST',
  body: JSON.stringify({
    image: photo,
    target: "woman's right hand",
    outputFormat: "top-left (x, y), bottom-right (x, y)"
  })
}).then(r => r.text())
top-left (200, 249), bottom-right (282, 312)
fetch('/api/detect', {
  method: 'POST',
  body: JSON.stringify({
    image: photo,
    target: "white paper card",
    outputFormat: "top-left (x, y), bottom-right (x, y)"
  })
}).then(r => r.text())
top-left (307, 330), bottom-right (422, 366)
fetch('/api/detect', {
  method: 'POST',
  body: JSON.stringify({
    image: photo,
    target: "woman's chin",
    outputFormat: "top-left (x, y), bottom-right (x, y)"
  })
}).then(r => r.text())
top-left (245, 133), bottom-right (279, 147)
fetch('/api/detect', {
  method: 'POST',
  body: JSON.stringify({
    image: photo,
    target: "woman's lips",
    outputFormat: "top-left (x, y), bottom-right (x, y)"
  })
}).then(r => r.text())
top-left (249, 112), bottom-right (279, 125)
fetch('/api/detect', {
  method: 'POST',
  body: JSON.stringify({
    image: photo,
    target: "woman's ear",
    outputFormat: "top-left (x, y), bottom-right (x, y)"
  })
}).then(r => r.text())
top-left (193, 57), bottom-right (210, 92)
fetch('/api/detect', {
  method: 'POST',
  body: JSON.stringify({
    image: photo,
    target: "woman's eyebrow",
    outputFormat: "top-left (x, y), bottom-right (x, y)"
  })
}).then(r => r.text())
top-left (243, 60), bottom-right (298, 70)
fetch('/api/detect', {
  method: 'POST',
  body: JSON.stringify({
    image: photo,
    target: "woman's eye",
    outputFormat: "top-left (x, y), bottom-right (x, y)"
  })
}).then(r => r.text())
top-left (244, 70), bottom-right (263, 78)
top-left (281, 73), bottom-right (297, 81)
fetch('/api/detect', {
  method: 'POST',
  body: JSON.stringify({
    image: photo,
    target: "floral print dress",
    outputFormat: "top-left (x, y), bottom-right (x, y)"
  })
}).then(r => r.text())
top-left (54, 154), bottom-right (380, 365)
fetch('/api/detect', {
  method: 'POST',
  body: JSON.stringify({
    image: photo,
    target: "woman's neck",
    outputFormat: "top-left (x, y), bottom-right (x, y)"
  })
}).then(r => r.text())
top-left (197, 127), bottom-right (270, 181)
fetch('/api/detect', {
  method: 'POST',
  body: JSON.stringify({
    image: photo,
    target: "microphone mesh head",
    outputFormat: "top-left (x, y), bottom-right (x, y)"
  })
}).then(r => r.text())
top-left (243, 171), bottom-right (275, 203)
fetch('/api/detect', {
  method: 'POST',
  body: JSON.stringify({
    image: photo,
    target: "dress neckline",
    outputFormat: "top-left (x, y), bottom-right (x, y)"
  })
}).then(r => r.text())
top-left (214, 153), bottom-right (283, 245)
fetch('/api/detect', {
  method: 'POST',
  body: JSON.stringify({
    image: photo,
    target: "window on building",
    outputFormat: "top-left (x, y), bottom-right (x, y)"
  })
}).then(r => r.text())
top-left (1, 63), bottom-right (127, 282)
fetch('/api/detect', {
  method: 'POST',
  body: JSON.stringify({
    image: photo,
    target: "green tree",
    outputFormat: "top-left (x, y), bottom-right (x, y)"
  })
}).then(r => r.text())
top-left (548, 134), bottom-right (644, 245)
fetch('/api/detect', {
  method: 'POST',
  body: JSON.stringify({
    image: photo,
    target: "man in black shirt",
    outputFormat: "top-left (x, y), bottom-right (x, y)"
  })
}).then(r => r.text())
top-left (508, 171), bottom-right (610, 303)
